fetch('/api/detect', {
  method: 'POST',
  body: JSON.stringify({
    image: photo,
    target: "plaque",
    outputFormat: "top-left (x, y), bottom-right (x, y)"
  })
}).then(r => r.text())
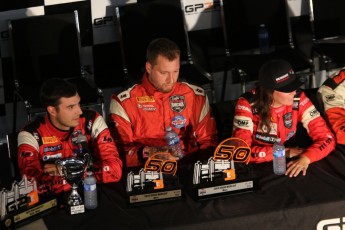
top-left (126, 169), bottom-right (182, 205)
top-left (0, 176), bottom-right (57, 229)
top-left (190, 157), bottom-right (256, 201)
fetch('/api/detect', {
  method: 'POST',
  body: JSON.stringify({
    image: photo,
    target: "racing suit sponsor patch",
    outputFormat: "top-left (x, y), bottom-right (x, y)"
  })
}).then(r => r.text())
top-left (255, 133), bottom-right (276, 144)
top-left (236, 105), bottom-right (251, 112)
top-left (138, 103), bottom-right (156, 111)
top-left (309, 108), bottom-right (319, 117)
top-left (258, 151), bottom-right (266, 158)
top-left (172, 115), bottom-right (186, 128)
top-left (170, 95), bottom-right (186, 113)
top-left (236, 119), bottom-right (249, 127)
top-left (283, 112), bottom-right (292, 129)
top-left (42, 136), bottom-right (59, 144)
top-left (43, 153), bottom-right (62, 161)
top-left (43, 144), bottom-right (62, 153)
top-left (300, 97), bottom-right (309, 107)
top-left (136, 96), bottom-right (155, 103)
top-left (325, 94), bottom-right (335, 102)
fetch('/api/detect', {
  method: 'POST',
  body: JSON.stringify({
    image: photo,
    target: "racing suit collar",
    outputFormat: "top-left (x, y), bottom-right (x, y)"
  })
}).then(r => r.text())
top-left (142, 72), bottom-right (176, 96)
top-left (45, 115), bottom-right (74, 140)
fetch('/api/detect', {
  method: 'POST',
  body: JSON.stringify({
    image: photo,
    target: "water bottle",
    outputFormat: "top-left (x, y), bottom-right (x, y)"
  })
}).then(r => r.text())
top-left (273, 138), bottom-right (286, 175)
top-left (165, 127), bottom-right (184, 159)
top-left (83, 171), bottom-right (97, 209)
top-left (258, 24), bottom-right (270, 54)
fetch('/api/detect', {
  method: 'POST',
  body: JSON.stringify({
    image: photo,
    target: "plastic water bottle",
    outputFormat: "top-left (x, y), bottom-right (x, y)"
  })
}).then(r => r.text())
top-left (83, 171), bottom-right (97, 209)
top-left (165, 127), bottom-right (184, 159)
top-left (273, 138), bottom-right (286, 175)
top-left (258, 24), bottom-right (270, 54)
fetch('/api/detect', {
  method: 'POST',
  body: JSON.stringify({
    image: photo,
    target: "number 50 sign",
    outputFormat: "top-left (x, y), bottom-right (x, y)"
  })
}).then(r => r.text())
top-left (213, 138), bottom-right (251, 164)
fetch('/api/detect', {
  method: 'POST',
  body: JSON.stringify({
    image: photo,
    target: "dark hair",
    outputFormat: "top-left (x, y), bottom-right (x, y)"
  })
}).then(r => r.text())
top-left (252, 83), bottom-right (274, 134)
top-left (40, 78), bottom-right (78, 108)
top-left (146, 38), bottom-right (180, 66)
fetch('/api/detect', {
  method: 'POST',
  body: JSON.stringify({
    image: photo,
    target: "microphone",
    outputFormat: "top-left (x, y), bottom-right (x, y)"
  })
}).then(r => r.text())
top-left (72, 134), bottom-right (91, 169)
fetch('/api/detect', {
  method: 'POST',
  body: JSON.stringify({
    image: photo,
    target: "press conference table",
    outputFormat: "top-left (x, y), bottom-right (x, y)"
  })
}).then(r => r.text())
top-left (23, 145), bottom-right (345, 230)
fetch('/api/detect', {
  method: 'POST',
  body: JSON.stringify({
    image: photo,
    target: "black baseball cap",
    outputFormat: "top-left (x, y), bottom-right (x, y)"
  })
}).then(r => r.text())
top-left (258, 59), bottom-right (306, 92)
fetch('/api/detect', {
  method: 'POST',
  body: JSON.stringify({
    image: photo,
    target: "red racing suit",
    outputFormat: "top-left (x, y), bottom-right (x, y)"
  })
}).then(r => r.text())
top-left (232, 90), bottom-right (335, 163)
top-left (319, 69), bottom-right (345, 145)
top-left (18, 110), bottom-right (123, 194)
top-left (108, 73), bottom-right (218, 167)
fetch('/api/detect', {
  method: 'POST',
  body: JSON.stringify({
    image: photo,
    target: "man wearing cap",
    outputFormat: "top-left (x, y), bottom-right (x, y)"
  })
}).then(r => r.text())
top-left (319, 69), bottom-right (345, 145)
top-left (232, 59), bottom-right (335, 177)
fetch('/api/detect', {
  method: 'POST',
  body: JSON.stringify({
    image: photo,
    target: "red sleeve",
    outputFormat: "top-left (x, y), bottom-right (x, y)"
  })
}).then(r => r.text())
top-left (231, 97), bottom-right (274, 163)
top-left (319, 74), bottom-right (345, 145)
top-left (90, 115), bottom-right (123, 183)
top-left (109, 94), bottom-right (143, 167)
top-left (193, 95), bottom-right (218, 151)
top-left (298, 92), bottom-right (335, 163)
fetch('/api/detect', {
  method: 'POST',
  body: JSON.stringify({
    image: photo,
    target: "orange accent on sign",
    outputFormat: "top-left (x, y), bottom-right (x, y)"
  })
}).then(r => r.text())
top-left (154, 179), bottom-right (164, 189)
top-left (144, 152), bottom-right (178, 176)
top-left (28, 190), bottom-right (39, 206)
top-left (214, 137), bottom-right (251, 164)
top-left (224, 169), bottom-right (236, 181)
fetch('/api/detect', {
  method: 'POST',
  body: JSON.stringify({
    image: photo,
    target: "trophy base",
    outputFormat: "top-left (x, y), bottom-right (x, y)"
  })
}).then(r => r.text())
top-left (0, 197), bottom-right (57, 229)
top-left (191, 178), bottom-right (255, 201)
top-left (127, 186), bottom-right (182, 205)
top-left (126, 173), bottom-right (183, 206)
top-left (67, 204), bottom-right (85, 215)
top-left (188, 163), bottom-right (257, 201)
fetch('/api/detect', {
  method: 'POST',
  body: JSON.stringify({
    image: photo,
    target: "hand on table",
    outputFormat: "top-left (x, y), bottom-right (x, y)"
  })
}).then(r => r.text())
top-left (285, 155), bottom-right (310, 177)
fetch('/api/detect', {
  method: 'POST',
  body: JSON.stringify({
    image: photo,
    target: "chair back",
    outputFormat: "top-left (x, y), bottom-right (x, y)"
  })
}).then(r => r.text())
top-left (115, 0), bottom-right (191, 81)
top-left (221, 0), bottom-right (293, 55)
top-left (9, 11), bottom-right (82, 87)
top-left (309, 0), bottom-right (345, 41)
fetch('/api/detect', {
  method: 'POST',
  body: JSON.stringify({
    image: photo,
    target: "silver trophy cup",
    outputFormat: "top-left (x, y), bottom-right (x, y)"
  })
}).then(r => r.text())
top-left (56, 157), bottom-right (86, 214)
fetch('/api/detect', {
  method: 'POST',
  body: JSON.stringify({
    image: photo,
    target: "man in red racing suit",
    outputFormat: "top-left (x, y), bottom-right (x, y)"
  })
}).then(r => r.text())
top-left (233, 90), bottom-right (335, 165)
top-left (18, 79), bottom-right (122, 194)
top-left (319, 69), bottom-right (345, 145)
top-left (108, 38), bottom-right (217, 168)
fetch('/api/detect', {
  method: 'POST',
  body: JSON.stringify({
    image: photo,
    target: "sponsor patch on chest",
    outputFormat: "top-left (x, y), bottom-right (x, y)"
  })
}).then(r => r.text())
top-left (170, 95), bottom-right (186, 113)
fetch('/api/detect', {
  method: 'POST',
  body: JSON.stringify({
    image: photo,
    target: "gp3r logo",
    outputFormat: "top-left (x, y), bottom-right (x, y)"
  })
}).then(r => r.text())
top-left (93, 16), bottom-right (116, 27)
top-left (184, 0), bottom-right (220, 14)
top-left (213, 137), bottom-right (251, 163)
top-left (317, 217), bottom-right (345, 230)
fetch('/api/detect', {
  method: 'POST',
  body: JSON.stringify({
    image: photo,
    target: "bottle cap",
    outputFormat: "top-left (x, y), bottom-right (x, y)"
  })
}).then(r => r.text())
top-left (276, 138), bottom-right (281, 142)
top-left (166, 127), bottom-right (172, 131)
top-left (87, 171), bottom-right (93, 176)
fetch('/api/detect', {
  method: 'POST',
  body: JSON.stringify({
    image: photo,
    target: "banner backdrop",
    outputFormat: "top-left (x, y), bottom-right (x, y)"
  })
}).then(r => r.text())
top-left (0, 0), bottom-right (307, 118)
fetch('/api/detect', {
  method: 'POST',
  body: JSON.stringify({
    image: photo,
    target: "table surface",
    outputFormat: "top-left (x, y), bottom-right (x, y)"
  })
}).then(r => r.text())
top-left (17, 144), bottom-right (345, 230)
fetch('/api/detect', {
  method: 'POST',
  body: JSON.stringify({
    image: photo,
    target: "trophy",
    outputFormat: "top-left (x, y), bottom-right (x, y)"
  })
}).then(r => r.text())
top-left (0, 175), bottom-right (57, 229)
top-left (126, 152), bottom-right (182, 205)
top-left (55, 157), bottom-right (87, 215)
top-left (188, 138), bottom-right (257, 201)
